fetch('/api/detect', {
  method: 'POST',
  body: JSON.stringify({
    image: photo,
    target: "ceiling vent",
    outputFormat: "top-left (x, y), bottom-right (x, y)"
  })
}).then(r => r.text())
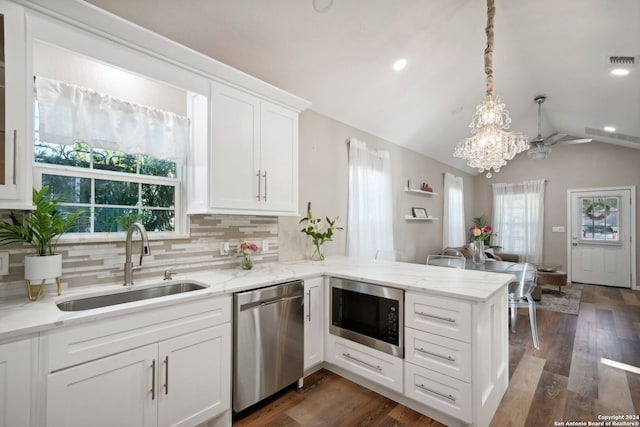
top-left (585, 127), bottom-right (640, 145)
top-left (609, 56), bottom-right (635, 67)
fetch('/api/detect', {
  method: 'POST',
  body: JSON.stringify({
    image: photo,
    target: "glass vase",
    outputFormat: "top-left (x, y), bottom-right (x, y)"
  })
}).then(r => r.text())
top-left (310, 242), bottom-right (325, 261)
top-left (241, 254), bottom-right (254, 270)
top-left (472, 240), bottom-right (485, 265)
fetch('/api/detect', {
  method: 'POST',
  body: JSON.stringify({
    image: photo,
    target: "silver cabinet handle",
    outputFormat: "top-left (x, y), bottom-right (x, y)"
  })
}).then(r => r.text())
top-left (256, 169), bottom-right (262, 201)
top-left (416, 347), bottom-right (455, 362)
top-left (164, 355), bottom-right (169, 395)
top-left (150, 359), bottom-right (156, 400)
top-left (306, 290), bottom-right (311, 321)
top-left (12, 130), bottom-right (17, 185)
top-left (416, 383), bottom-right (457, 402)
top-left (342, 352), bottom-right (382, 372)
top-left (416, 311), bottom-right (456, 323)
top-left (262, 170), bottom-right (267, 201)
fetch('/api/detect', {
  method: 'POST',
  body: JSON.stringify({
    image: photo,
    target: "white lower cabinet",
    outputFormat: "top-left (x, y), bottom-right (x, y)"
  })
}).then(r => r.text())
top-left (404, 362), bottom-right (472, 423)
top-left (326, 334), bottom-right (403, 393)
top-left (44, 296), bottom-right (232, 427)
top-left (0, 338), bottom-right (33, 427)
top-left (303, 277), bottom-right (324, 371)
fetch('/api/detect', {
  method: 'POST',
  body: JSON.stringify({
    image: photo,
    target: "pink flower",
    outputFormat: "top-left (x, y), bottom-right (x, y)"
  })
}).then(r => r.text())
top-left (250, 244), bottom-right (258, 252)
top-left (483, 225), bottom-right (492, 232)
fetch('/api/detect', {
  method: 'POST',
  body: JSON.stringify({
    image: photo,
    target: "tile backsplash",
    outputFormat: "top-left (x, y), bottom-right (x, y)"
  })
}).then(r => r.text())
top-left (0, 214), bottom-right (278, 299)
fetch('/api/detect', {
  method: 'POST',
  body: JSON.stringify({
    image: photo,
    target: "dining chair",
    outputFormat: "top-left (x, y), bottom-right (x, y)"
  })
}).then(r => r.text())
top-left (505, 262), bottom-right (540, 349)
top-left (426, 254), bottom-right (466, 269)
top-left (442, 247), bottom-right (465, 257)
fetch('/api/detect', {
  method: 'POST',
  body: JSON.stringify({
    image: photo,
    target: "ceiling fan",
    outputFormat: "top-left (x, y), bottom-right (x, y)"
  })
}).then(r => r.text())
top-left (527, 96), bottom-right (592, 160)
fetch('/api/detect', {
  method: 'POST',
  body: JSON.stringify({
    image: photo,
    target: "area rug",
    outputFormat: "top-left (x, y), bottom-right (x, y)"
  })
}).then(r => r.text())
top-left (536, 285), bottom-right (582, 315)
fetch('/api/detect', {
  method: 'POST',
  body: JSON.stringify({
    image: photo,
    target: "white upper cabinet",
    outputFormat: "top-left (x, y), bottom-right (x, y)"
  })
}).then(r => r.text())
top-left (201, 81), bottom-right (300, 216)
top-left (0, 0), bottom-right (31, 209)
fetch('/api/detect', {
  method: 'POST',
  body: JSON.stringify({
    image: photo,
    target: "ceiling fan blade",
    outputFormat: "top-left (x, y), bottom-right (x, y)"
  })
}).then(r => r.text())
top-left (543, 133), bottom-right (567, 146)
top-left (556, 137), bottom-right (592, 145)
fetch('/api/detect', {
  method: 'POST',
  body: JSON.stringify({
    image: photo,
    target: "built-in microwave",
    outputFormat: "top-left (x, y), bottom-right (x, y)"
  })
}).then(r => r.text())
top-left (329, 277), bottom-right (404, 358)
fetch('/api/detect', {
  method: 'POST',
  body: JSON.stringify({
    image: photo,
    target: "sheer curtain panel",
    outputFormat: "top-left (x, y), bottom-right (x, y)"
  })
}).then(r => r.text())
top-left (35, 77), bottom-right (189, 162)
top-left (347, 138), bottom-right (394, 259)
top-left (443, 173), bottom-right (465, 247)
top-left (492, 179), bottom-right (545, 264)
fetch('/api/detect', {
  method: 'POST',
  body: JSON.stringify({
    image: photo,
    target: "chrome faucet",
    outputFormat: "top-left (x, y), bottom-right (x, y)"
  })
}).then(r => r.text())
top-left (123, 222), bottom-right (151, 286)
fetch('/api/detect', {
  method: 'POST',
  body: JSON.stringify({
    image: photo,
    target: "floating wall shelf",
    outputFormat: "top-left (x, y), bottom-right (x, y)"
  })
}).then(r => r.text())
top-left (404, 187), bottom-right (438, 196)
top-left (404, 215), bottom-right (438, 221)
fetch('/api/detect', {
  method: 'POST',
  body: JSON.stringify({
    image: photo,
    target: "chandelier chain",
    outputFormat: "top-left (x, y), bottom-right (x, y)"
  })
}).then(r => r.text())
top-left (484, 0), bottom-right (495, 96)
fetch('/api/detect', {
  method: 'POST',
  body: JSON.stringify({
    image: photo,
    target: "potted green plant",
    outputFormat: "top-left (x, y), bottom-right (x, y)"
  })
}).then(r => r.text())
top-left (0, 186), bottom-right (84, 300)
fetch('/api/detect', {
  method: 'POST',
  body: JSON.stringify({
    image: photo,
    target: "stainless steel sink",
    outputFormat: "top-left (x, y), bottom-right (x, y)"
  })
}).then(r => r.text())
top-left (56, 282), bottom-right (207, 311)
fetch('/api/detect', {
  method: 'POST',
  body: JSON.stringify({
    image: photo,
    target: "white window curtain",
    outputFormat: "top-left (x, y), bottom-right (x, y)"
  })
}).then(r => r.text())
top-left (35, 77), bottom-right (189, 162)
top-left (492, 179), bottom-right (545, 264)
top-left (347, 138), bottom-right (394, 259)
top-left (443, 173), bottom-right (465, 248)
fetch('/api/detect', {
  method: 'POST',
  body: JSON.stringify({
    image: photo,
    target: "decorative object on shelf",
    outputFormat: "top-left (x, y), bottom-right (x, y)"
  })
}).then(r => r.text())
top-left (407, 179), bottom-right (419, 190)
top-left (299, 201), bottom-right (343, 261)
top-left (0, 186), bottom-right (85, 300)
top-left (411, 207), bottom-right (428, 219)
top-left (453, 0), bottom-right (529, 178)
top-left (420, 182), bottom-right (433, 192)
top-left (237, 241), bottom-right (258, 270)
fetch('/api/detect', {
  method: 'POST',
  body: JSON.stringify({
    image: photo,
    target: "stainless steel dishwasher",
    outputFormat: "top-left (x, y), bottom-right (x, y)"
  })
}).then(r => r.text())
top-left (233, 280), bottom-right (304, 413)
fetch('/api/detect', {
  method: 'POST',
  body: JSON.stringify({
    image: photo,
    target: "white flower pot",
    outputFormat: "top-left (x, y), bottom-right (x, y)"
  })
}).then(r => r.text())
top-left (24, 254), bottom-right (62, 281)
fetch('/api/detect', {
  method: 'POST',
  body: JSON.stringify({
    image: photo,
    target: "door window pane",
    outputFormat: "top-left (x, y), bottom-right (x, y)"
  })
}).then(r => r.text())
top-left (580, 196), bottom-right (619, 242)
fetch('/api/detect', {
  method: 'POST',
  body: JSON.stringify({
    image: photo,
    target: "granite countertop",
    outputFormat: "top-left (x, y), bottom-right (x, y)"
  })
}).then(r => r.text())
top-left (0, 256), bottom-right (513, 341)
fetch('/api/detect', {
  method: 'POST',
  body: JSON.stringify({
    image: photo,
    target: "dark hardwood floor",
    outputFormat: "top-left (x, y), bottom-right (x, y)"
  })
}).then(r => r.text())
top-left (233, 284), bottom-right (640, 427)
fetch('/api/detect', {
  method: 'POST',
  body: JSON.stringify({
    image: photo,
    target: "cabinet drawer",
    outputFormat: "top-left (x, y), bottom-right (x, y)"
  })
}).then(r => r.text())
top-left (327, 335), bottom-right (403, 393)
top-left (405, 327), bottom-right (471, 383)
top-left (405, 362), bottom-right (472, 423)
top-left (405, 292), bottom-right (471, 343)
top-left (45, 295), bottom-right (231, 372)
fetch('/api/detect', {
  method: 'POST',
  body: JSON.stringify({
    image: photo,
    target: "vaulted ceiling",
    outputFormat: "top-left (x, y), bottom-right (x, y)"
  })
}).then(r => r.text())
top-left (86, 0), bottom-right (640, 174)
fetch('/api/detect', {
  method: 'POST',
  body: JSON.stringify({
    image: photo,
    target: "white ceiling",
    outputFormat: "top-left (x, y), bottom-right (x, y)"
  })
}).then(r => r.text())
top-left (86, 0), bottom-right (640, 174)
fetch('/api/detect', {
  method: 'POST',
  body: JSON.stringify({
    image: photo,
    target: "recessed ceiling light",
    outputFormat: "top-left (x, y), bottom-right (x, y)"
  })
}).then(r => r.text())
top-left (610, 68), bottom-right (630, 76)
top-left (392, 58), bottom-right (407, 71)
top-left (603, 126), bottom-right (616, 132)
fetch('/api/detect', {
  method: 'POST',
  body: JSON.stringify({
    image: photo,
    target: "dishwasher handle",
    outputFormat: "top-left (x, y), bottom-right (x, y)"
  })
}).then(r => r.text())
top-left (240, 294), bottom-right (303, 311)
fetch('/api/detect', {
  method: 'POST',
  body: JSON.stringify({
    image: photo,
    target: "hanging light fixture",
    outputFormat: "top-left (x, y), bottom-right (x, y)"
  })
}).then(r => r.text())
top-left (453, 0), bottom-right (528, 178)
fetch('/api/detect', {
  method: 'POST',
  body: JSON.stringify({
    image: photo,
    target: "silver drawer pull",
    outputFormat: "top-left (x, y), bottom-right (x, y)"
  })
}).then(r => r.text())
top-left (416, 311), bottom-right (456, 323)
top-left (416, 383), bottom-right (457, 402)
top-left (150, 359), bottom-right (156, 400)
top-left (256, 169), bottom-right (262, 200)
top-left (342, 352), bottom-right (382, 372)
top-left (416, 347), bottom-right (455, 362)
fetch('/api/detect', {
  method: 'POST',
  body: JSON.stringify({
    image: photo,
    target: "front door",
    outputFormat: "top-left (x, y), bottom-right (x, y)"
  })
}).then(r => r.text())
top-left (569, 187), bottom-right (635, 288)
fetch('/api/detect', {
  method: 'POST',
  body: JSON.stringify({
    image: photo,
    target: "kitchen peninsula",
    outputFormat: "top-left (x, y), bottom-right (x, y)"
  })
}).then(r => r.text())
top-left (0, 257), bottom-right (511, 427)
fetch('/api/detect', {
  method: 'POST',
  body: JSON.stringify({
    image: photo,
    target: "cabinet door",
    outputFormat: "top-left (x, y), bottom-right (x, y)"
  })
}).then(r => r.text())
top-left (46, 345), bottom-right (158, 427)
top-left (0, 0), bottom-right (31, 207)
top-left (157, 324), bottom-right (231, 427)
top-left (259, 100), bottom-right (298, 214)
top-left (0, 339), bottom-right (32, 427)
top-left (304, 277), bottom-right (324, 370)
top-left (210, 82), bottom-right (260, 211)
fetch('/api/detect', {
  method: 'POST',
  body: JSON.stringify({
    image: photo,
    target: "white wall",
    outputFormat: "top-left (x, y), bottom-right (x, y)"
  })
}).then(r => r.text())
top-left (279, 110), bottom-right (475, 263)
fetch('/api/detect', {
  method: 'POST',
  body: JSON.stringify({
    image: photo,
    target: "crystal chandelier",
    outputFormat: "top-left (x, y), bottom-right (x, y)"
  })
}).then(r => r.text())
top-left (453, 0), bottom-right (528, 178)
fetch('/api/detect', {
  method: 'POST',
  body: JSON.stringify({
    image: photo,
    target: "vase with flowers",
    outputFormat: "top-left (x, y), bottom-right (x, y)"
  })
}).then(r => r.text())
top-left (237, 241), bottom-right (258, 270)
top-left (469, 223), bottom-right (493, 265)
top-left (299, 202), bottom-right (343, 261)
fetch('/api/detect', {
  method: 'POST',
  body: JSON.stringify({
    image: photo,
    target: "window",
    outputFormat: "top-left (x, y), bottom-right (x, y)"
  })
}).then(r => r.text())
top-left (443, 173), bottom-right (465, 247)
top-left (33, 76), bottom-right (188, 236)
top-left (34, 141), bottom-right (178, 233)
top-left (492, 180), bottom-right (545, 264)
top-left (347, 138), bottom-right (394, 259)
top-left (579, 196), bottom-right (619, 243)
